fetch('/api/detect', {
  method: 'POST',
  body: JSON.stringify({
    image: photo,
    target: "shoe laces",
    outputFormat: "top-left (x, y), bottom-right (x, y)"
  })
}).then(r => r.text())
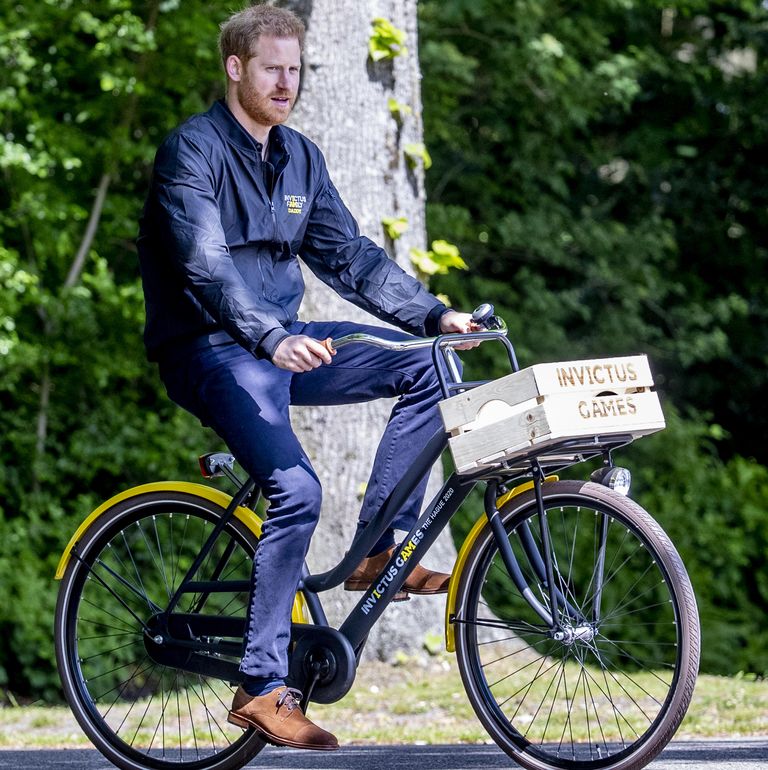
top-left (275, 687), bottom-right (302, 713)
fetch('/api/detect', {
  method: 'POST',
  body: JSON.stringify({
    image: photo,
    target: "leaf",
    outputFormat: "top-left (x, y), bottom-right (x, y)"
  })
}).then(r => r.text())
top-left (409, 240), bottom-right (466, 276)
top-left (409, 247), bottom-right (441, 276)
top-left (381, 215), bottom-right (409, 240)
top-left (369, 17), bottom-right (408, 62)
top-left (99, 73), bottom-right (116, 92)
top-left (404, 142), bottom-right (432, 170)
top-left (387, 97), bottom-right (412, 122)
top-left (431, 239), bottom-right (468, 271)
top-left (675, 144), bottom-right (698, 158)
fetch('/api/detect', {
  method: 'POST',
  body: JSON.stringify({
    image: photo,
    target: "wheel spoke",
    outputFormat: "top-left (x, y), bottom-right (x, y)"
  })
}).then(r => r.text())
top-left (128, 669), bottom-right (159, 748)
top-left (96, 550), bottom-right (161, 615)
top-left (95, 657), bottom-right (155, 709)
top-left (78, 611), bottom-right (137, 636)
top-left (80, 578), bottom-right (151, 635)
top-left (535, 655), bottom-right (568, 744)
top-left (119, 530), bottom-right (156, 613)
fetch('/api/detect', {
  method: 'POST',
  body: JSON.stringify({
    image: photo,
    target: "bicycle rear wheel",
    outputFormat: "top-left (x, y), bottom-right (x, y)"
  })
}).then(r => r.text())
top-left (54, 489), bottom-right (266, 770)
top-left (454, 480), bottom-right (699, 770)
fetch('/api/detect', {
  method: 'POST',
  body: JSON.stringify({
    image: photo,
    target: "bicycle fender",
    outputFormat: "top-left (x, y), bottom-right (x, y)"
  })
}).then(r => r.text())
top-left (53, 481), bottom-right (311, 624)
top-left (444, 476), bottom-right (557, 652)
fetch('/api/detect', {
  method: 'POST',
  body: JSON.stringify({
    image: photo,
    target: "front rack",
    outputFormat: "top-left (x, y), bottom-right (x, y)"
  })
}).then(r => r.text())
top-left (461, 433), bottom-right (637, 485)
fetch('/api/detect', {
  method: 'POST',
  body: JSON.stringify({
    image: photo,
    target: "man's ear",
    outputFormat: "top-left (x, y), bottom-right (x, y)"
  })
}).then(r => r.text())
top-left (226, 55), bottom-right (243, 82)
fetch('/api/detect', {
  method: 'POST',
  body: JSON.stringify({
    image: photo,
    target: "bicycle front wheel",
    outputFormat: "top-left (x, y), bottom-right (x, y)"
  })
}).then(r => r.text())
top-left (54, 489), bottom-right (267, 770)
top-left (454, 480), bottom-right (699, 770)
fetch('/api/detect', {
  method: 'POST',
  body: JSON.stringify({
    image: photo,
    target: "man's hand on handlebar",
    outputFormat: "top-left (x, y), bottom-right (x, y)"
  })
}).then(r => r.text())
top-left (439, 309), bottom-right (484, 350)
top-left (272, 334), bottom-right (336, 372)
top-left (272, 305), bottom-right (495, 369)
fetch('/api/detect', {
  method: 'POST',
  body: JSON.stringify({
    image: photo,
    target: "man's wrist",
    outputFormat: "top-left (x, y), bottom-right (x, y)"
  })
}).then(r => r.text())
top-left (424, 303), bottom-right (450, 336)
top-left (257, 327), bottom-right (291, 360)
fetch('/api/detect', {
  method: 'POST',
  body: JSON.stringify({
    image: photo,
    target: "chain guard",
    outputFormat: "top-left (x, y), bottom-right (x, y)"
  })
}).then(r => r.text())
top-left (287, 625), bottom-right (357, 704)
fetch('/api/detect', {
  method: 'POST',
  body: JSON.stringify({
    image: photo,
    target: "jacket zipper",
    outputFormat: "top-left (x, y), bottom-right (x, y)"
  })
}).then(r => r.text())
top-left (270, 199), bottom-right (278, 242)
top-left (268, 150), bottom-right (289, 243)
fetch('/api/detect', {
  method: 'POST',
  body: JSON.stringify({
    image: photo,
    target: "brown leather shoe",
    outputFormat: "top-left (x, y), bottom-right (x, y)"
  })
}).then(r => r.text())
top-left (343, 545), bottom-right (451, 595)
top-left (227, 686), bottom-right (339, 751)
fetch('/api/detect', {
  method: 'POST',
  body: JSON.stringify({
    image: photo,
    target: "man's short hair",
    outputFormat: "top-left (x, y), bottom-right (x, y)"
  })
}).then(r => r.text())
top-left (219, 4), bottom-right (306, 65)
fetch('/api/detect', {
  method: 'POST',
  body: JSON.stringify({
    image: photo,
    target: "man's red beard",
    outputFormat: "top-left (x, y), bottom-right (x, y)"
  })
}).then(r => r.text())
top-left (237, 77), bottom-right (296, 128)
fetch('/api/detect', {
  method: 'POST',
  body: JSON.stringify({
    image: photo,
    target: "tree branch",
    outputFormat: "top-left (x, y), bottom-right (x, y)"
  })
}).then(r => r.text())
top-left (64, 172), bottom-right (112, 289)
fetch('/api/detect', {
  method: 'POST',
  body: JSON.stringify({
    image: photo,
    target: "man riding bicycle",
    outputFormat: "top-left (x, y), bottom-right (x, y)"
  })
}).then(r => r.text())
top-left (137, 2), bottom-right (477, 751)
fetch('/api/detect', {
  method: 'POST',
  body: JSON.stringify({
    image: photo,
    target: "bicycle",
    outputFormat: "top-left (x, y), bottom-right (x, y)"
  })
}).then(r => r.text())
top-left (54, 305), bottom-right (700, 770)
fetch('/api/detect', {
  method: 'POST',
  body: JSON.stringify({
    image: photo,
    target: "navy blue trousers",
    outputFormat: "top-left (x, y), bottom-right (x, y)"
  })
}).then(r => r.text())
top-left (158, 320), bottom-right (446, 678)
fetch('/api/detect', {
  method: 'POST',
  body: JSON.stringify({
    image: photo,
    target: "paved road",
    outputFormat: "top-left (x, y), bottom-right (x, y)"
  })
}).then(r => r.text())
top-left (1, 740), bottom-right (766, 769)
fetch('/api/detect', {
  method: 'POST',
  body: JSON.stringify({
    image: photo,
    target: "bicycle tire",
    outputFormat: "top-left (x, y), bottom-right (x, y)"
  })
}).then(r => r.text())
top-left (453, 480), bottom-right (699, 770)
top-left (54, 490), bottom-right (267, 770)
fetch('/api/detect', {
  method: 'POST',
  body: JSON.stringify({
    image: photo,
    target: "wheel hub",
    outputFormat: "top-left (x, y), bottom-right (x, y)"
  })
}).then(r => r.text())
top-left (552, 624), bottom-right (596, 645)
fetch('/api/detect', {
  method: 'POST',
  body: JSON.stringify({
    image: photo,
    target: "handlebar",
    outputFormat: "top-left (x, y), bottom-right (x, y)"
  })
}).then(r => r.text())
top-left (322, 306), bottom-right (509, 354)
top-left (320, 306), bottom-right (519, 396)
top-left (323, 324), bottom-right (506, 354)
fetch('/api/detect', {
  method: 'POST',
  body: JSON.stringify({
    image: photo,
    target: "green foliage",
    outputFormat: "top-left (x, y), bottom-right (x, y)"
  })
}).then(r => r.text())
top-left (403, 141), bottom-right (432, 170)
top-left (409, 239), bottom-right (467, 279)
top-left (0, 0), bottom-right (230, 697)
top-left (387, 97), bottom-right (413, 123)
top-left (422, 0), bottom-right (768, 675)
top-left (381, 215), bottom-right (409, 240)
top-left (369, 17), bottom-right (408, 62)
top-left (2, 0), bottom-right (767, 698)
top-left (421, 0), bottom-right (768, 459)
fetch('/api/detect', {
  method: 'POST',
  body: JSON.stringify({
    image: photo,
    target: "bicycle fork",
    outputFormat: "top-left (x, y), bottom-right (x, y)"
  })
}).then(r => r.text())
top-left (484, 471), bottom-right (599, 641)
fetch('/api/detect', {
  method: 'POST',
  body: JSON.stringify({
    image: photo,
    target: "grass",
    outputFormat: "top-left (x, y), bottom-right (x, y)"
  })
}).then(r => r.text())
top-left (1, 653), bottom-right (767, 749)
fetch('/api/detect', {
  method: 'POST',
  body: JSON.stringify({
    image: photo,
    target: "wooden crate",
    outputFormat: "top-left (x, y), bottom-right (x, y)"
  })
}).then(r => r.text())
top-left (439, 355), bottom-right (665, 474)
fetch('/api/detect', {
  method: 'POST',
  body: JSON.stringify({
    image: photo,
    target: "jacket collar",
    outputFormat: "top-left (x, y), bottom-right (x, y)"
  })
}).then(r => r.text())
top-left (208, 99), bottom-right (287, 157)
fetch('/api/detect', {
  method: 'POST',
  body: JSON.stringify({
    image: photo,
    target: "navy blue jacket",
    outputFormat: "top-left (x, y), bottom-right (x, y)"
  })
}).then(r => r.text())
top-left (137, 100), bottom-right (446, 361)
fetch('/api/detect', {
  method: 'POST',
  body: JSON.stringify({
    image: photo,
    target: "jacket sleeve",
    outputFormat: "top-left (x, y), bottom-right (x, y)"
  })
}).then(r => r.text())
top-left (298, 167), bottom-right (447, 337)
top-left (150, 132), bottom-right (290, 358)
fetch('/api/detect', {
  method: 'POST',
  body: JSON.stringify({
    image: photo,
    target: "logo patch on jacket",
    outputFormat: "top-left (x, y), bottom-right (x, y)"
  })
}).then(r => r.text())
top-left (285, 194), bottom-right (307, 215)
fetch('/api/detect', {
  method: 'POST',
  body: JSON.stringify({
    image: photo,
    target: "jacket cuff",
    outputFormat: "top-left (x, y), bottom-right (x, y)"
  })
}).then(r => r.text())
top-left (424, 303), bottom-right (450, 336)
top-left (256, 327), bottom-right (292, 360)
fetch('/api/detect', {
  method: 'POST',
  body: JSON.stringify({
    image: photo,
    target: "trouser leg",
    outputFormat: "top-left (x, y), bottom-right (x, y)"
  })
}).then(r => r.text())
top-left (290, 321), bottom-right (449, 532)
top-left (158, 342), bottom-right (321, 679)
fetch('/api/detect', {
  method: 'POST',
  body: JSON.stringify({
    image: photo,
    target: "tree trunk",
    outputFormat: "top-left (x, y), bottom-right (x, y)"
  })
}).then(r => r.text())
top-left (281, 0), bottom-right (456, 658)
